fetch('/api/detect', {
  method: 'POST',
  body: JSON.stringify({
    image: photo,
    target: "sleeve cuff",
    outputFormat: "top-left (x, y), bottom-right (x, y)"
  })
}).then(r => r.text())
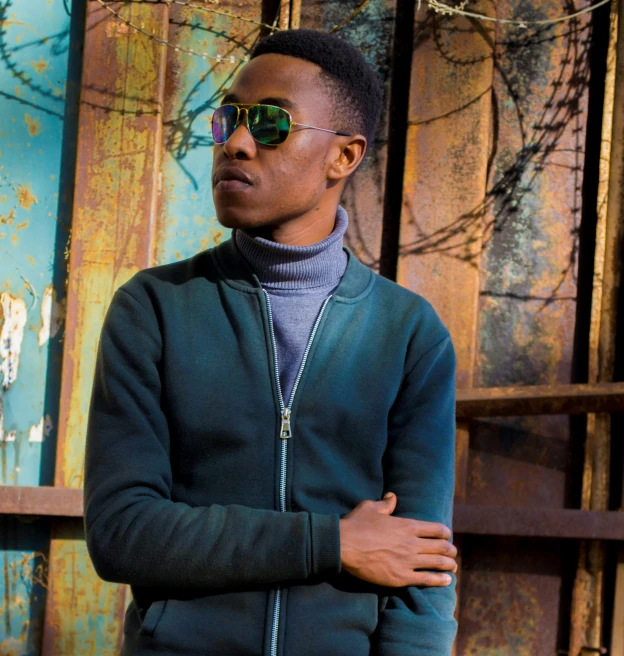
top-left (309, 512), bottom-right (342, 575)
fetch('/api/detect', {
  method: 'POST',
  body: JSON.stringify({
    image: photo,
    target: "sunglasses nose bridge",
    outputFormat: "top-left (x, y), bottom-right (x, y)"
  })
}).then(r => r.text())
top-left (232, 106), bottom-right (252, 138)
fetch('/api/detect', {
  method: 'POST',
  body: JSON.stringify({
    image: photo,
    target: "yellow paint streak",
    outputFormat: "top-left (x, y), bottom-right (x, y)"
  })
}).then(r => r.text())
top-left (25, 112), bottom-right (41, 135)
top-left (11, 233), bottom-right (18, 246)
top-left (15, 221), bottom-right (29, 230)
top-left (17, 185), bottom-right (37, 210)
top-left (27, 255), bottom-right (35, 264)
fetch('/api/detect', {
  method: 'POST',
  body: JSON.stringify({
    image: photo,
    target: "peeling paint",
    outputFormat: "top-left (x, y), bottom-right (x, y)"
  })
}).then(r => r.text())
top-left (28, 414), bottom-right (53, 443)
top-left (0, 292), bottom-right (27, 390)
top-left (38, 285), bottom-right (65, 346)
top-left (1, 430), bottom-right (17, 443)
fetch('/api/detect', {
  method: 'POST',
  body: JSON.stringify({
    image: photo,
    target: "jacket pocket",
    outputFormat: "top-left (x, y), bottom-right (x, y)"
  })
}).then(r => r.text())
top-left (140, 599), bottom-right (168, 636)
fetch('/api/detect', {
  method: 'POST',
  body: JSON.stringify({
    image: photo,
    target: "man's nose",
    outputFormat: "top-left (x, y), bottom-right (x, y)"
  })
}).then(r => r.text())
top-left (222, 109), bottom-right (256, 159)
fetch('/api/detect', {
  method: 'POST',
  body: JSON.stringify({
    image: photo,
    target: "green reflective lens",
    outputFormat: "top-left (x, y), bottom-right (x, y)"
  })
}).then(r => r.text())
top-left (248, 105), bottom-right (291, 145)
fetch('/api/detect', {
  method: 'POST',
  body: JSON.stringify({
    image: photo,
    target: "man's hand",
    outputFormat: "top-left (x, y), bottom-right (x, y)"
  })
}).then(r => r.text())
top-left (339, 491), bottom-right (457, 587)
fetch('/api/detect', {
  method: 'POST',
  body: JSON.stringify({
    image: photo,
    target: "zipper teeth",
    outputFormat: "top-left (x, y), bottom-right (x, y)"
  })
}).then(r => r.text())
top-left (264, 290), bottom-right (285, 413)
top-left (270, 590), bottom-right (280, 656)
top-left (286, 294), bottom-right (332, 409)
top-left (263, 289), bottom-right (332, 656)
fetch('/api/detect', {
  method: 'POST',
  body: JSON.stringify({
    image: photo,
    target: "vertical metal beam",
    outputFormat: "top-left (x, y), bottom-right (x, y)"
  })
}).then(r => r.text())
top-left (571, 0), bottom-right (624, 652)
top-left (396, 4), bottom-right (495, 654)
top-left (607, 0), bottom-right (624, 652)
top-left (279, 2), bottom-right (290, 30)
top-left (290, 0), bottom-right (302, 28)
top-left (41, 1), bottom-right (169, 653)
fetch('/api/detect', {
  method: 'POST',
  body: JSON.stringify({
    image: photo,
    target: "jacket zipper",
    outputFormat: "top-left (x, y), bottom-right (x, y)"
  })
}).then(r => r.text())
top-left (263, 289), bottom-right (333, 656)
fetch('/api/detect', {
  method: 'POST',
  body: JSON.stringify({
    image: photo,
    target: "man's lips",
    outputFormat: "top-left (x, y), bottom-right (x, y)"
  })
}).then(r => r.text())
top-left (213, 166), bottom-right (254, 192)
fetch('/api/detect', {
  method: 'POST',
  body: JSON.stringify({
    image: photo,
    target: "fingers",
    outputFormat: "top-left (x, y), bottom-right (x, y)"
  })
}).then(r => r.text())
top-left (408, 519), bottom-right (452, 540)
top-left (406, 570), bottom-right (454, 587)
top-left (411, 537), bottom-right (457, 558)
top-left (373, 492), bottom-right (397, 515)
top-left (410, 554), bottom-right (457, 573)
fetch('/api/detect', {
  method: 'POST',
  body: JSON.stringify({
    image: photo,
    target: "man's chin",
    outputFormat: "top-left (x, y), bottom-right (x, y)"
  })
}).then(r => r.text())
top-left (214, 207), bottom-right (265, 232)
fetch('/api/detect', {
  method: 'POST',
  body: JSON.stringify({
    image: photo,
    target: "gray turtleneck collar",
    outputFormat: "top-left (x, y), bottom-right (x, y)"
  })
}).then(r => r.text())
top-left (233, 205), bottom-right (349, 291)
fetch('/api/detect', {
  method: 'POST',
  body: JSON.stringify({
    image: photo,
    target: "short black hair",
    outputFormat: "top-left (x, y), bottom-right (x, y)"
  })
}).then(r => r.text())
top-left (250, 29), bottom-right (383, 151)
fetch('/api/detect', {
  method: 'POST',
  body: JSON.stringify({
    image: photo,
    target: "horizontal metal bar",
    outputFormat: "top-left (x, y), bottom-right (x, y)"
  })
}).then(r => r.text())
top-left (2, 487), bottom-right (623, 541)
top-left (454, 504), bottom-right (624, 540)
top-left (0, 485), bottom-right (83, 517)
top-left (456, 381), bottom-right (624, 417)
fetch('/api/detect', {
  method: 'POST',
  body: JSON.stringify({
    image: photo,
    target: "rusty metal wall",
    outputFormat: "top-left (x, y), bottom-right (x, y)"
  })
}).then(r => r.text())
top-left (1, 0), bottom-right (621, 654)
top-left (396, 1), bottom-right (615, 653)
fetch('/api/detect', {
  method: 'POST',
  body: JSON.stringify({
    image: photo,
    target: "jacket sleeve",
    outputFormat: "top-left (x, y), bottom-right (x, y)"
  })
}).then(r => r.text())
top-left (83, 284), bottom-right (341, 590)
top-left (374, 332), bottom-right (458, 656)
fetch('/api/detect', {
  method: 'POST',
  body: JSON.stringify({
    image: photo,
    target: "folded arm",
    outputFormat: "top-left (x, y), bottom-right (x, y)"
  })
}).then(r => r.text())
top-left (374, 332), bottom-right (458, 656)
top-left (83, 284), bottom-right (341, 590)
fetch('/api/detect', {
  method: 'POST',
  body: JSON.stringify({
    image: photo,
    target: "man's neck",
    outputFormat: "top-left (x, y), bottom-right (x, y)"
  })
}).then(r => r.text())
top-left (233, 204), bottom-right (349, 290)
top-left (244, 201), bottom-right (341, 246)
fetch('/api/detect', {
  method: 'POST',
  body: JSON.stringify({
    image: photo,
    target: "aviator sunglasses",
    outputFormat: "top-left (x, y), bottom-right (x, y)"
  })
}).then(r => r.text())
top-left (210, 103), bottom-right (352, 146)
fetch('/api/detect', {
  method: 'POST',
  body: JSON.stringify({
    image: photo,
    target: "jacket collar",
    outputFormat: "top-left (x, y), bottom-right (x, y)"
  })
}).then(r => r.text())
top-left (211, 234), bottom-right (374, 303)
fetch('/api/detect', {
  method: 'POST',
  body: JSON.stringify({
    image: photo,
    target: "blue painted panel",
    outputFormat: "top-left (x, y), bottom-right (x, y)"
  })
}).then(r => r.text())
top-left (0, 0), bottom-right (75, 487)
top-left (1, 0), bottom-right (83, 652)
top-left (156, 6), bottom-right (262, 264)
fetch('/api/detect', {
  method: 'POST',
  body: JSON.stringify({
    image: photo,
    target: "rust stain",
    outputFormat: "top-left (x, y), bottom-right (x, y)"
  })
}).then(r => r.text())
top-left (0, 209), bottom-right (15, 224)
top-left (17, 185), bottom-right (37, 210)
top-left (24, 113), bottom-right (41, 136)
top-left (15, 221), bottom-right (28, 230)
top-left (461, 572), bottom-right (544, 656)
top-left (31, 56), bottom-right (49, 73)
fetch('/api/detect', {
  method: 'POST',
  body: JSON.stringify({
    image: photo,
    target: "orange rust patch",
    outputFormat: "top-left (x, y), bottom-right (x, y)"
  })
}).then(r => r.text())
top-left (15, 221), bottom-right (29, 231)
top-left (32, 56), bottom-right (49, 73)
top-left (24, 113), bottom-right (41, 136)
top-left (17, 185), bottom-right (37, 210)
top-left (27, 255), bottom-right (35, 264)
top-left (0, 209), bottom-right (15, 224)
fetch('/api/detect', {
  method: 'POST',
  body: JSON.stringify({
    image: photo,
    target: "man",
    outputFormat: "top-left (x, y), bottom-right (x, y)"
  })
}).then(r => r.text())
top-left (84, 28), bottom-right (459, 656)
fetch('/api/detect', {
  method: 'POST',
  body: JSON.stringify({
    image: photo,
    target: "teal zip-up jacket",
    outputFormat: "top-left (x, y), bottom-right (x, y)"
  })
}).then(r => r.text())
top-left (83, 235), bottom-right (458, 656)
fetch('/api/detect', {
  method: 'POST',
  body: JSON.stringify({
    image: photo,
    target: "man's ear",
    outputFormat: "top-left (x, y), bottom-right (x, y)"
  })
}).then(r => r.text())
top-left (327, 134), bottom-right (367, 182)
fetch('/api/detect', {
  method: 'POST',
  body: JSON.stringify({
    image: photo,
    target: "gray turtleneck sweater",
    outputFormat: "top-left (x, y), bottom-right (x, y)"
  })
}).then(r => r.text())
top-left (234, 205), bottom-right (349, 404)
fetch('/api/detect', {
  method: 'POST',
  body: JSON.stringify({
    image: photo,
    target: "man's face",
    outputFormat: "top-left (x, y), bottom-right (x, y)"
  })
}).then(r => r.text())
top-left (211, 53), bottom-right (347, 231)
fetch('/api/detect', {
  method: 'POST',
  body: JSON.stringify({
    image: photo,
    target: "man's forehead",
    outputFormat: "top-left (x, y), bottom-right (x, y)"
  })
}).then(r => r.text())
top-left (222, 54), bottom-right (325, 109)
top-left (219, 91), bottom-right (298, 112)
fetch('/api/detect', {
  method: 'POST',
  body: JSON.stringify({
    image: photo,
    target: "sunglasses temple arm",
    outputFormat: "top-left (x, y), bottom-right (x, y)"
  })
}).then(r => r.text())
top-left (294, 122), bottom-right (352, 137)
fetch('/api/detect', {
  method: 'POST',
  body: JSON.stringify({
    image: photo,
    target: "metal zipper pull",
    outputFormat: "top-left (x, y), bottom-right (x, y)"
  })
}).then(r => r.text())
top-left (280, 407), bottom-right (292, 439)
